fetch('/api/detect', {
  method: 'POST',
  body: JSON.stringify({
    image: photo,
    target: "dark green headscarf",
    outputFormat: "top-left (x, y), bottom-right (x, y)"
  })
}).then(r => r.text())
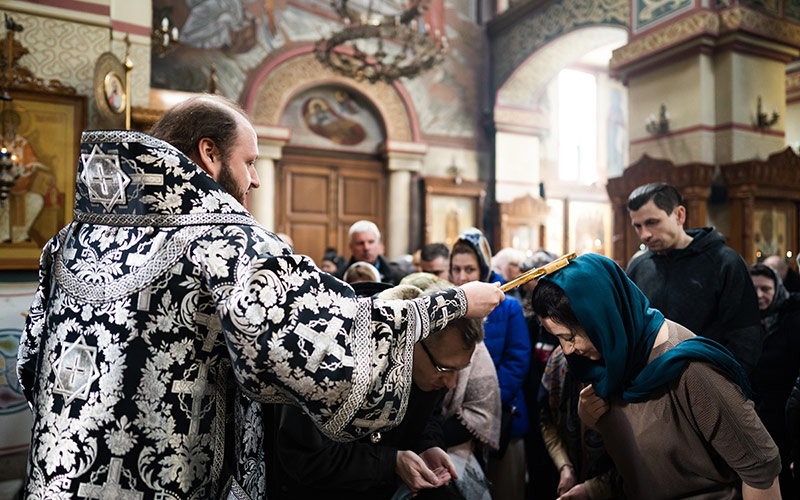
top-left (542, 253), bottom-right (750, 402)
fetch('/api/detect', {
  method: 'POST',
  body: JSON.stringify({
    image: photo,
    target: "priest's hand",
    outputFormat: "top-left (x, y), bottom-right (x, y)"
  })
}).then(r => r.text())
top-left (396, 450), bottom-right (443, 496)
top-left (461, 281), bottom-right (504, 318)
top-left (577, 384), bottom-right (609, 431)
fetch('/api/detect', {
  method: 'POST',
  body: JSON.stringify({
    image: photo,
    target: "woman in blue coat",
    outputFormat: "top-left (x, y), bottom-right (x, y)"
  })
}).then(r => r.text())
top-left (449, 228), bottom-right (531, 500)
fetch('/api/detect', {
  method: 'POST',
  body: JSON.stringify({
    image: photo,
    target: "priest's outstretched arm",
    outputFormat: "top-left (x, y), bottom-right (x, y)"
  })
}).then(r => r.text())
top-left (202, 229), bottom-right (503, 441)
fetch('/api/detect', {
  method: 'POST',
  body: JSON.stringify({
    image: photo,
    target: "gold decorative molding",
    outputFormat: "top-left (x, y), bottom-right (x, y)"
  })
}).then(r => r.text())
top-left (612, 6), bottom-right (800, 74)
top-left (719, 6), bottom-right (800, 45)
top-left (611, 10), bottom-right (718, 70)
top-left (786, 70), bottom-right (800, 96)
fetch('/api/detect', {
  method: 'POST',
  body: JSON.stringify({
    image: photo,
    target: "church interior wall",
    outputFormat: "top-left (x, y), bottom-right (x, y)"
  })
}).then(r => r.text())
top-left (421, 144), bottom-right (485, 181)
top-left (495, 131), bottom-right (540, 203)
top-left (786, 99), bottom-right (800, 150)
top-left (628, 54), bottom-right (711, 162)
top-left (786, 66), bottom-right (800, 150)
top-left (714, 51), bottom-right (786, 163)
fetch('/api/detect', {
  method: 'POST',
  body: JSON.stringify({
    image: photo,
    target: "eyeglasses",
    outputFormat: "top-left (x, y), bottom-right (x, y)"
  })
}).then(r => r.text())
top-left (420, 340), bottom-right (464, 373)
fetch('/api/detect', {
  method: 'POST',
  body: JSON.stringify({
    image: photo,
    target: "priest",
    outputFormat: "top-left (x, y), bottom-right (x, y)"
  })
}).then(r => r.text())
top-left (16, 95), bottom-right (504, 499)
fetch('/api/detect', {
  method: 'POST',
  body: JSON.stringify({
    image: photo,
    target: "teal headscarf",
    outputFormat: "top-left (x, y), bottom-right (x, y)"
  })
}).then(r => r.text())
top-left (541, 253), bottom-right (750, 402)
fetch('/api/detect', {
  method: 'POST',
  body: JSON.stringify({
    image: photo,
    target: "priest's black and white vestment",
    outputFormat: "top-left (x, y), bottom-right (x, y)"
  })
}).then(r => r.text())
top-left (17, 131), bottom-right (467, 499)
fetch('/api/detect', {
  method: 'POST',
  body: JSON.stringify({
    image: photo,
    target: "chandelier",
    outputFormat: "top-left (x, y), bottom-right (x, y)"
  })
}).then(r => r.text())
top-left (315, 0), bottom-right (447, 84)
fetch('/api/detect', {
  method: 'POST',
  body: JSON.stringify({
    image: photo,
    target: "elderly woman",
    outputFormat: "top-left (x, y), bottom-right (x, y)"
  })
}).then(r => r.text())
top-left (532, 253), bottom-right (781, 499)
top-left (750, 263), bottom-right (800, 498)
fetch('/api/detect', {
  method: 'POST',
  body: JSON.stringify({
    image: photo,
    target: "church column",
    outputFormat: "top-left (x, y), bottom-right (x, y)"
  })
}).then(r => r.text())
top-left (383, 141), bottom-right (427, 259)
top-left (251, 126), bottom-right (290, 230)
top-left (612, 4), bottom-right (800, 166)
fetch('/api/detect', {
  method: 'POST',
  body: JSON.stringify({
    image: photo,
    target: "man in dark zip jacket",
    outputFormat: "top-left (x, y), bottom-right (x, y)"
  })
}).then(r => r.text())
top-left (625, 182), bottom-right (762, 375)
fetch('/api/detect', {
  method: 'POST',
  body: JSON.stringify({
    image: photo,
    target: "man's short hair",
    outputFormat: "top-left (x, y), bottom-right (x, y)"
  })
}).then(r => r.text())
top-left (149, 94), bottom-right (248, 164)
top-left (348, 220), bottom-right (381, 241)
top-left (427, 316), bottom-right (484, 350)
top-left (420, 243), bottom-right (449, 262)
top-left (531, 279), bottom-right (581, 332)
top-left (627, 182), bottom-right (684, 214)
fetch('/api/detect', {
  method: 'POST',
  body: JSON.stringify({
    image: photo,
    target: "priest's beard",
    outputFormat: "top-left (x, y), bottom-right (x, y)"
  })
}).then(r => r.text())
top-left (218, 161), bottom-right (246, 205)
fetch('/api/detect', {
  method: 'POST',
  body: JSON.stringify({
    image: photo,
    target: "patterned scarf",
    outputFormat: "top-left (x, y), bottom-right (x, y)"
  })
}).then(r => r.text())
top-left (442, 342), bottom-right (501, 450)
top-left (753, 264), bottom-right (790, 338)
top-left (542, 253), bottom-right (750, 402)
top-left (452, 227), bottom-right (494, 283)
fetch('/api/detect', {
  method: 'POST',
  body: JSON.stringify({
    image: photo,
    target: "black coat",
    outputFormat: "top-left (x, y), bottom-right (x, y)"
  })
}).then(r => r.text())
top-left (787, 372), bottom-right (800, 464)
top-left (753, 309), bottom-right (800, 452)
top-left (271, 384), bottom-right (449, 500)
top-left (626, 227), bottom-right (762, 374)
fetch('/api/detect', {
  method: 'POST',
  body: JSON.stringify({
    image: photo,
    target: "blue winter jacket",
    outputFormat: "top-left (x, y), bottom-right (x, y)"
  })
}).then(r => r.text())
top-left (484, 271), bottom-right (531, 438)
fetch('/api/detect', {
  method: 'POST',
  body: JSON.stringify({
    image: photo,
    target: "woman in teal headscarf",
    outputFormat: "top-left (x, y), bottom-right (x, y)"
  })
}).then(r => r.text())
top-left (532, 253), bottom-right (782, 500)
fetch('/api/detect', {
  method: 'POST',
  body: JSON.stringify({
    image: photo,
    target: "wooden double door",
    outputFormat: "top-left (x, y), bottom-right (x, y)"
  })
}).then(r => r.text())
top-left (276, 149), bottom-right (386, 266)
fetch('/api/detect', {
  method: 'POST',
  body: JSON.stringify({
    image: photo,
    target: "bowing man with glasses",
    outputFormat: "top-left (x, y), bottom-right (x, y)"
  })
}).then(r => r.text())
top-left (271, 279), bottom-right (484, 500)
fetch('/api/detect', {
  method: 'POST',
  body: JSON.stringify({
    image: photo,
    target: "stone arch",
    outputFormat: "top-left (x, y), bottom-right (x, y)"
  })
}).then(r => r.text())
top-left (490, 0), bottom-right (629, 93)
top-left (497, 26), bottom-right (629, 109)
top-left (246, 48), bottom-right (418, 143)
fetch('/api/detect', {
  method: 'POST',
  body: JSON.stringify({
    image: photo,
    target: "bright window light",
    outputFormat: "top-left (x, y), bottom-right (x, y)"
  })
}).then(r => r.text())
top-left (558, 69), bottom-right (597, 184)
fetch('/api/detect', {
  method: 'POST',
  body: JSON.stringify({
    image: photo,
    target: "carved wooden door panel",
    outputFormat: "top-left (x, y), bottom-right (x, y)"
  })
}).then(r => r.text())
top-left (277, 152), bottom-right (385, 265)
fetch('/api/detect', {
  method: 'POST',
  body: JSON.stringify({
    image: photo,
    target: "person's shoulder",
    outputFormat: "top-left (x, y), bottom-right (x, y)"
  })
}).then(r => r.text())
top-left (626, 251), bottom-right (652, 272)
top-left (708, 244), bottom-right (751, 276)
top-left (711, 242), bottom-right (742, 260)
top-left (672, 359), bottom-right (743, 405)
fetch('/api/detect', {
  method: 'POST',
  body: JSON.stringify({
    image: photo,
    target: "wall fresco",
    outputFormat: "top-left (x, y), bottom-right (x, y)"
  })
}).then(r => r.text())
top-left (151, 0), bottom-right (484, 142)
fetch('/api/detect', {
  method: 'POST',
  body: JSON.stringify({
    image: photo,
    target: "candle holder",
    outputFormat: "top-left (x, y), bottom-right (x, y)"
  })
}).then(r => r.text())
top-left (755, 96), bottom-right (779, 129)
top-left (0, 147), bottom-right (20, 203)
top-left (645, 104), bottom-right (670, 136)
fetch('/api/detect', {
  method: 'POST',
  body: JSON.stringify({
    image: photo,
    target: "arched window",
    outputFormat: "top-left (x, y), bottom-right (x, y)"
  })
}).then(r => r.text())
top-left (558, 68), bottom-right (597, 184)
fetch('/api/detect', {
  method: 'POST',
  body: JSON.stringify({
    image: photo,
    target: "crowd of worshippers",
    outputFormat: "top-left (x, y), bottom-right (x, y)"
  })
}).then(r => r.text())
top-left (18, 97), bottom-right (797, 500)
top-left (279, 182), bottom-right (800, 500)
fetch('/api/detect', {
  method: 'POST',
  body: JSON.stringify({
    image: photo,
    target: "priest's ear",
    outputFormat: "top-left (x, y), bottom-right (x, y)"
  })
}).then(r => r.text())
top-left (195, 137), bottom-right (222, 180)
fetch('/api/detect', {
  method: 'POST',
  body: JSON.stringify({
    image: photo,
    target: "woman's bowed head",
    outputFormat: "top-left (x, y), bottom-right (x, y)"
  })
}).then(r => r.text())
top-left (531, 254), bottom-right (781, 499)
top-left (531, 253), bottom-right (749, 404)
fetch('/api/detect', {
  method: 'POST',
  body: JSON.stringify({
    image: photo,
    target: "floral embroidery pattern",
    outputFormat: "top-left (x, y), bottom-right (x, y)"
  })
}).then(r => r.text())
top-left (18, 131), bottom-right (467, 498)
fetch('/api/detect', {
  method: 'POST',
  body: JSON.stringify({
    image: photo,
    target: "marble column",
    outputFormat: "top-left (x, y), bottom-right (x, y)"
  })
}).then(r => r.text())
top-left (250, 125), bottom-right (290, 230)
top-left (383, 141), bottom-right (427, 259)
